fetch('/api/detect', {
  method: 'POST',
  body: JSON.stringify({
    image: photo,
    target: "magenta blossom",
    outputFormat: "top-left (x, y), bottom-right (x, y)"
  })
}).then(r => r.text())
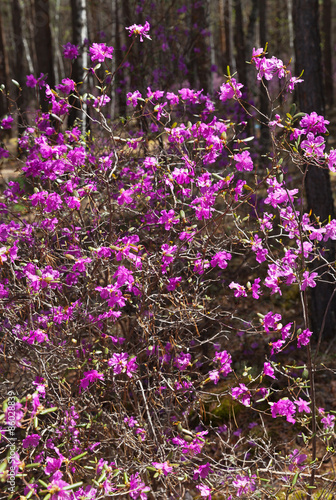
top-left (232, 474), bottom-right (256, 497)
top-left (89, 43), bottom-right (114, 63)
top-left (79, 370), bottom-right (104, 393)
top-left (219, 77), bottom-right (243, 102)
top-left (152, 461), bottom-right (173, 476)
top-left (234, 150), bottom-right (254, 172)
top-left (263, 362), bottom-right (276, 379)
top-left (62, 42), bottom-right (79, 59)
top-left (270, 398), bottom-right (296, 423)
top-left (196, 484), bottom-right (212, 499)
top-left (297, 328), bottom-right (312, 348)
top-left (47, 477), bottom-right (71, 500)
top-left (1, 116), bottom-right (13, 129)
top-left (108, 353), bottom-right (137, 377)
top-left (231, 383), bottom-right (251, 407)
top-left (125, 21), bottom-right (151, 42)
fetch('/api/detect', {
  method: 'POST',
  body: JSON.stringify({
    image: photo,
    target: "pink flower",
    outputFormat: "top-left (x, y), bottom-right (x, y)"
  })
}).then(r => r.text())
top-left (196, 484), bottom-right (212, 499)
top-left (301, 271), bottom-right (318, 291)
top-left (321, 413), bottom-right (335, 430)
top-left (158, 209), bottom-right (179, 230)
top-left (127, 90), bottom-right (142, 107)
top-left (263, 362), bottom-right (276, 379)
top-left (166, 277), bottom-right (182, 291)
top-left (297, 328), bottom-right (312, 348)
top-left (219, 77), bottom-right (243, 102)
top-left (232, 474), bottom-right (256, 497)
top-left (210, 251), bottom-right (231, 269)
top-left (47, 477), bottom-right (71, 500)
top-left (1, 116), bottom-right (13, 130)
top-left (231, 383), bottom-right (251, 407)
top-left (229, 282), bottom-right (247, 298)
top-left (234, 150), bottom-right (253, 171)
top-left (89, 43), bottom-right (114, 63)
top-left (295, 398), bottom-right (311, 414)
top-left (193, 462), bottom-right (212, 480)
top-left (125, 21), bottom-right (151, 42)
top-left (79, 370), bottom-right (104, 392)
top-left (55, 78), bottom-right (75, 94)
top-left (152, 461), bottom-right (173, 476)
top-left (62, 42), bottom-right (79, 59)
top-left (270, 398), bottom-right (296, 424)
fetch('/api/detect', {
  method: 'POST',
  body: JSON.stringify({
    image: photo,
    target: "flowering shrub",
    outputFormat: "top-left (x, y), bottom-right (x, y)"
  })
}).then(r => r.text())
top-left (0, 26), bottom-right (336, 500)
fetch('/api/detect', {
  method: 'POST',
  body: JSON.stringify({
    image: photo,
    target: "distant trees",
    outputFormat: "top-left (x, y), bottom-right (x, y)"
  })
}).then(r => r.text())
top-left (294, 0), bottom-right (336, 338)
top-left (34, 0), bottom-right (55, 110)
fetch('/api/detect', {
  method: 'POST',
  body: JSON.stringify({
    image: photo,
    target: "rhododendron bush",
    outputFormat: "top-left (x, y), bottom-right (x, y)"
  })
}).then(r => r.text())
top-left (1, 24), bottom-right (336, 500)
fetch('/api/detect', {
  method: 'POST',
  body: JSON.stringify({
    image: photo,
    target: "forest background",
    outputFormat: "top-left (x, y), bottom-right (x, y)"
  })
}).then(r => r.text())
top-left (1, 1), bottom-right (336, 499)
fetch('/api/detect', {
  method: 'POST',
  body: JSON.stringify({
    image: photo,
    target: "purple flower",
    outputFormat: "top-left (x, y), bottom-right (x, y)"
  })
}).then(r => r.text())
top-left (295, 398), bottom-right (311, 414)
top-left (166, 277), bottom-right (182, 291)
top-left (231, 383), bottom-right (251, 407)
top-left (161, 244), bottom-right (177, 273)
top-left (45, 455), bottom-right (64, 475)
top-left (301, 271), bottom-right (318, 291)
top-left (232, 474), bottom-right (256, 497)
top-left (321, 413), bottom-right (335, 430)
top-left (79, 370), bottom-right (104, 392)
top-left (300, 112), bottom-right (329, 135)
top-left (196, 484), bottom-right (212, 499)
top-left (158, 209), bottom-right (179, 230)
top-left (127, 90), bottom-right (142, 107)
top-left (125, 21), bottom-right (151, 42)
top-left (47, 477), bottom-right (71, 500)
top-left (297, 328), bottom-right (312, 348)
top-left (301, 132), bottom-right (325, 157)
top-left (263, 362), bottom-right (276, 379)
top-left (234, 150), bottom-right (253, 171)
top-left (129, 472), bottom-right (150, 499)
top-left (174, 352), bottom-right (191, 370)
top-left (1, 116), bottom-right (13, 130)
top-left (108, 353), bottom-right (137, 377)
top-left (210, 250), bottom-right (231, 269)
top-left (152, 461), bottom-right (173, 476)
top-left (63, 42), bottom-right (79, 59)
top-left (26, 74), bottom-right (38, 87)
top-left (55, 78), bottom-right (75, 94)
top-left (193, 462), bottom-right (212, 480)
top-left (288, 449), bottom-right (307, 471)
top-left (270, 398), bottom-right (296, 424)
top-left (219, 77), bottom-right (243, 102)
top-left (89, 43), bottom-right (114, 63)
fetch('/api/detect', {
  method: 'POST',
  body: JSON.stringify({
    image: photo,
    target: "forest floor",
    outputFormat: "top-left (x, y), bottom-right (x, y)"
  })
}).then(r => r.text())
top-left (2, 126), bottom-right (336, 498)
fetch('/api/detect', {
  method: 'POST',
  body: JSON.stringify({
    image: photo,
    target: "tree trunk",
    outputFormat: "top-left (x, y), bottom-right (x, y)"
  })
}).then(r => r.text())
top-left (223, 0), bottom-right (234, 73)
top-left (68, 0), bottom-right (88, 131)
top-left (0, 11), bottom-right (9, 118)
top-left (322, 0), bottom-right (333, 108)
top-left (33, 0), bottom-right (55, 111)
top-left (234, 0), bottom-right (246, 87)
top-left (11, 0), bottom-right (27, 134)
top-left (293, 0), bottom-right (336, 339)
top-left (258, 0), bottom-right (269, 150)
